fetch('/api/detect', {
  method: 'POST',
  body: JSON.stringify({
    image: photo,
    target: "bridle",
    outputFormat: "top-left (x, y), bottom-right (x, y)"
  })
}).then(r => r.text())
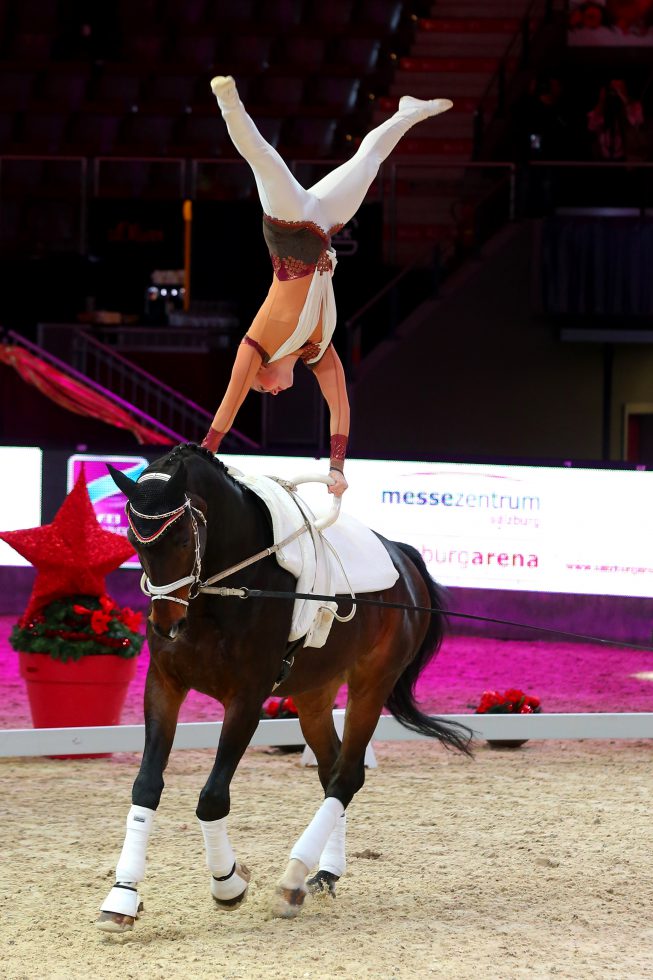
top-left (128, 495), bottom-right (207, 608)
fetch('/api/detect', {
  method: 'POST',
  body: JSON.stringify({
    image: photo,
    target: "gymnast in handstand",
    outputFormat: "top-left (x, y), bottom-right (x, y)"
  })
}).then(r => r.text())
top-left (201, 76), bottom-right (452, 495)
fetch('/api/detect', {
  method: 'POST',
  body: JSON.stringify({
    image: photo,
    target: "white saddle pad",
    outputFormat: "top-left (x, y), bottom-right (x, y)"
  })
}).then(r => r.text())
top-left (229, 470), bottom-right (399, 647)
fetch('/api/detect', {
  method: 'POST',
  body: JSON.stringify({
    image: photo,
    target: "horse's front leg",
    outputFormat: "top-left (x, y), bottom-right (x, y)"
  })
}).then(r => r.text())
top-left (196, 699), bottom-right (262, 911)
top-left (96, 664), bottom-right (186, 933)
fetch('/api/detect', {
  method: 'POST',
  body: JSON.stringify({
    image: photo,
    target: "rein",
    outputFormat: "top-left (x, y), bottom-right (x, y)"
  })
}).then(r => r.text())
top-left (202, 585), bottom-right (653, 654)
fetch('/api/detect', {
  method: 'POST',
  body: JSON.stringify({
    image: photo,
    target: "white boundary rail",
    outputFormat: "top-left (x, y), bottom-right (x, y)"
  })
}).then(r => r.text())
top-left (1, 711), bottom-right (652, 758)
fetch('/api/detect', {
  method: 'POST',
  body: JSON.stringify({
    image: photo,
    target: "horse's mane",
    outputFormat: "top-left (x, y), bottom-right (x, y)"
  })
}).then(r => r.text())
top-left (154, 443), bottom-right (240, 488)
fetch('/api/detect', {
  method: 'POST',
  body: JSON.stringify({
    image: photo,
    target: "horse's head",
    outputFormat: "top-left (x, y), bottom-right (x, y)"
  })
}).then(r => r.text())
top-left (108, 461), bottom-right (207, 641)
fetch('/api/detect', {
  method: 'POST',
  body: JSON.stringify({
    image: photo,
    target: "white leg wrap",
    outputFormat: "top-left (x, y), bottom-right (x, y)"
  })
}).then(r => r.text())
top-left (100, 883), bottom-right (140, 917)
top-left (115, 804), bottom-right (155, 884)
top-left (198, 816), bottom-right (235, 877)
top-left (199, 816), bottom-right (249, 901)
top-left (318, 812), bottom-right (347, 877)
top-left (290, 797), bottom-right (344, 873)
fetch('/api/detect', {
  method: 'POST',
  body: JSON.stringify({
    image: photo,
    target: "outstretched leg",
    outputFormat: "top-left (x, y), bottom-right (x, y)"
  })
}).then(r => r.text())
top-left (96, 665), bottom-right (186, 932)
top-left (211, 76), bottom-right (310, 220)
top-left (308, 97), bottom-right (453, 227)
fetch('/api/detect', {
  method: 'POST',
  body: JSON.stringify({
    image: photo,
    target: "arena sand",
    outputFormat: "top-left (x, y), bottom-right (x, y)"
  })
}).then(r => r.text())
top-left (2, 738), bottom-right (653, 980)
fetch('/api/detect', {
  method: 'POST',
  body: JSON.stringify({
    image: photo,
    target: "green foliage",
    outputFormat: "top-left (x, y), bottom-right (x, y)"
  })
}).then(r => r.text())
top-left (10, 594), bottom-right (144, 663)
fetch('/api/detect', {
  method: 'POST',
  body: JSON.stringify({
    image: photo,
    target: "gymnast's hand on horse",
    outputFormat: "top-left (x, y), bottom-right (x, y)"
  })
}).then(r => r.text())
top-left (200, 75), bottom-right (453, 497)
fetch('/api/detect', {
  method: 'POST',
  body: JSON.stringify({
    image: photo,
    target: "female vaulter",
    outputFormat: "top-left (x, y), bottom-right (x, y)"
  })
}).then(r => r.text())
top-left (200, 76), bottom-right (452, 494)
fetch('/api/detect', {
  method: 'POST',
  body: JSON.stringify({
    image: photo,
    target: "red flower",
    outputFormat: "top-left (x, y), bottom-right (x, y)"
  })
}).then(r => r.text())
top-left (119, 607), bottom-right (142, 632)
top-left (73, 604), bottom-right (92, 616)
top-left (476, 690), bottom-right (503, 713)
top-left (519, 704), bottom-right (534, 714)
top-left (524, 695), bottom-right (541, 710)
top-left (99, 593), bottom-right (116, 614)
top-left (281, 696), bottom-right (298, 716)
top-left (90, 610), bottom-right (111, 635)
top-left (265, 699), bottom-right (281, 718)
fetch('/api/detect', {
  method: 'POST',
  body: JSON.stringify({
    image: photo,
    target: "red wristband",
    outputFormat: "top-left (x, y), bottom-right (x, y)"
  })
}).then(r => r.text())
top-left (330, 433), bottom-right (347, 470)
top-left (201, 427), bottom-right (226, 453)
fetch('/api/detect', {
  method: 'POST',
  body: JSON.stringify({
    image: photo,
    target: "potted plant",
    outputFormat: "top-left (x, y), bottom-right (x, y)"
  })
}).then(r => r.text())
top-left (0, 469), bottom-right (142, 755)
top-left (472, 688), bottom-right (542, 749)
top-left (11, 592), bottom-right (143, 733)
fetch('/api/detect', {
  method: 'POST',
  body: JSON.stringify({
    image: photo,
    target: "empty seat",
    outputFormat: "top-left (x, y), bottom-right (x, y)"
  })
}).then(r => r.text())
top-left (141, 73), bottom-right (197, 110)
top-left (0, 159), bottom-right (45, 197)
top-left (162, 0), bottom-right (208, 29)
top-left (311, 0), bottom-right (356, 32)
top-left (116, 112), bottom-right (175, 155)
top-left (174, 33), bottom-right (217, 68)
top-left (259, 0), bottom-right (303, 29)
top-left (171, 113), bottom-right (231, 156)
top-left (90, 71), bottom-right (144, 109)
top-left (120, 33), bottom-right (165, 63)
top-left (283, 117), bottom-right (338, 157)
top-left (11, 0), bottom-right (59, 31)
top-left (7, 32), bottom-right (52, 61)
top-left (255, 75), bottom-right (304, 111)
top-left (15, 110), bottom-right (68, 152)
top-left (310, 76), bottom-right (360, 113)
top-left (210, 0), bottom-right (259, 28)
top-left (65, 111), bottom-right (121, 154)
top-left (0, 70), bottom-right (37, 110)
top-left (357, 0), bottom-right (403, 31)
top-left (35, 72), bottom-right (89, 110)
top-left (0, 113), bottom-right (17, 150)
top-left (227, 34), bottom-right (272, 71)
top-left (331, 36), bottom-right (381, 72)
top-left (277, 36), bottom-right (326, 71)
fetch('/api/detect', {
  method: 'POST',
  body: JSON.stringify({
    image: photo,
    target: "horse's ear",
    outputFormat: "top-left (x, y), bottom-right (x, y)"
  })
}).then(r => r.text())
top-left (107, 464), bottom-right (138, 501)
top-left (166, 461), bottom-right (187, 501)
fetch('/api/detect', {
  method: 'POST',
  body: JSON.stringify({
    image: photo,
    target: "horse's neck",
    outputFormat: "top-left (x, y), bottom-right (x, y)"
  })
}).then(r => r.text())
top-left (191, 461), bottom-right (269, 571)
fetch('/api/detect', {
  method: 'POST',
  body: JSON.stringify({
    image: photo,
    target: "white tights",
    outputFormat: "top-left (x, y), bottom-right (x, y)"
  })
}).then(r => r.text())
top-left (218, 92), bottom-right (447, 231)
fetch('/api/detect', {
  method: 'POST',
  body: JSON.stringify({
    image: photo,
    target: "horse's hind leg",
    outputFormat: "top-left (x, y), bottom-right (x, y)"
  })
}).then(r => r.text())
top-left (96, 667), bottom-right (186, 933)
top-left (274, 686), bottom-right (389, 919)
top-left (298, 684), bottom-right (349, 898)
top-left (282, 685), bottom-right (345, 906)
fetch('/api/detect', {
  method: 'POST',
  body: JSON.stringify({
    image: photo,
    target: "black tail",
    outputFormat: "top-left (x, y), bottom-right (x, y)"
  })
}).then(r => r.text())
top-left (385, 542), bottom-right (473, 756)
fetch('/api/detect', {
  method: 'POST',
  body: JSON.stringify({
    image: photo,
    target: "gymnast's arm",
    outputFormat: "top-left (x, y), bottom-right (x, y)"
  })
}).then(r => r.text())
top-left (200, 342), bottom-right (262, 452)
top-left (309, 344), bottom-right (350, 497)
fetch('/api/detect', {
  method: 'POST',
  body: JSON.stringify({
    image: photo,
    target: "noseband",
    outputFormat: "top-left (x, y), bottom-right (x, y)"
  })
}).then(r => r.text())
top-left (128, 496), bottom-right (207, 607)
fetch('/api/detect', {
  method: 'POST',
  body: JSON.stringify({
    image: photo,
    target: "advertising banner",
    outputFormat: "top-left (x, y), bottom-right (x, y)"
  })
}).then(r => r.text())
top-left (0, 448), bottom-right (43, 567)
top-left (4, 449), bottom-right (653, 598)
top-left (66, 453), bottom-right (149, 568)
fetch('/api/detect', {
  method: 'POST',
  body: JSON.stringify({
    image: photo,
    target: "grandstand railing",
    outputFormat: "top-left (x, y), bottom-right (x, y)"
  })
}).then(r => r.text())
top-left (33, 324), bottom-right (258, 451)
top-left (525, 160), bottom-right (653, 215)
top-left (472, 0), bottom-right (559, 159)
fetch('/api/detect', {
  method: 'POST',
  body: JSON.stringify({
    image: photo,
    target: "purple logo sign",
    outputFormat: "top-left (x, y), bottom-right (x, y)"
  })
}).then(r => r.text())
top-left (67, 454), bottom-right (148, 568)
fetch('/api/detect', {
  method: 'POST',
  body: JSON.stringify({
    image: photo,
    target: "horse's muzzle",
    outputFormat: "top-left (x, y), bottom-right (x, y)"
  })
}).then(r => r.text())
top-left (150, 616), bottom-right (188, 642)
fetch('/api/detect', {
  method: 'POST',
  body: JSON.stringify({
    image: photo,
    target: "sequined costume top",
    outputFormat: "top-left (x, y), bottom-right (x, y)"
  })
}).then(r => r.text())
top-left (262, 214), bottom-right (343, 281)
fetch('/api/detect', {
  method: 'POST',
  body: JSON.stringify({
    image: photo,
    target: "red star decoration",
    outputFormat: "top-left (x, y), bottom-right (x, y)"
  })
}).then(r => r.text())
top-left (0, 467), bottom-right (135, 622)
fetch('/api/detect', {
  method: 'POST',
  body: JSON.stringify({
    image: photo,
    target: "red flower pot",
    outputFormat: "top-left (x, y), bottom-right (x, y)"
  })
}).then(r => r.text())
top-left (18, 652), bottom-right (138, 758)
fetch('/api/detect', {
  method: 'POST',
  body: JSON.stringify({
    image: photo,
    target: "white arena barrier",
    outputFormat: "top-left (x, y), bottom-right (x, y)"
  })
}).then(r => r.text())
top-left (0, 710), bottom-right (652, 758)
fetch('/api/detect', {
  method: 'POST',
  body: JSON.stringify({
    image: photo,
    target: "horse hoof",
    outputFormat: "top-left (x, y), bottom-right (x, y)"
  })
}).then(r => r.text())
top-left (307, 869), bottom-right (339, 897)
top-left (95, 911), bottom-right (136, 933)
top-left (211, 862), bottom-right (250, 912)
top-left (272, 884), bottom-right (307, 919)
top-left (212, 887), bottom-right (248, 911)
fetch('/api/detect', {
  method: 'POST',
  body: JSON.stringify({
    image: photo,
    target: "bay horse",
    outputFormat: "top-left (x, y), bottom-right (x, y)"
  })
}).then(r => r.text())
top-left (97, 443), bottom-right (471, 932)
